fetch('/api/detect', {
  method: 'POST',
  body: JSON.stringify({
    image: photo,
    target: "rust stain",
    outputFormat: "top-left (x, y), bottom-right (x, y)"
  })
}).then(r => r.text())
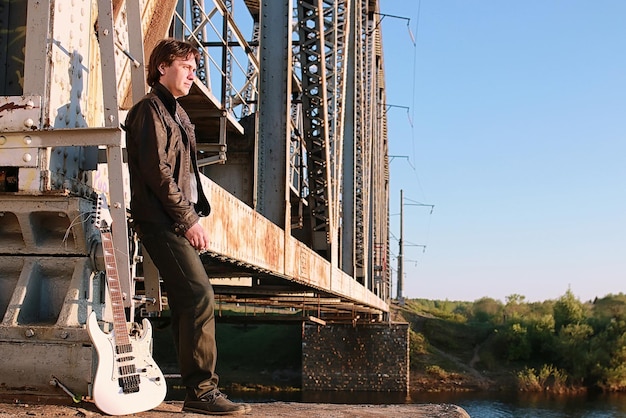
top-left (299, 246), bottom-right (309, 280)
top-left (0, 102), bottom-right (28, 113)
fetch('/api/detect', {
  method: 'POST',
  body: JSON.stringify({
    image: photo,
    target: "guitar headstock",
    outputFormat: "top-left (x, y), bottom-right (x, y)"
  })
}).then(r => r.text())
top-left (94, 193), bottom-right (113, 231)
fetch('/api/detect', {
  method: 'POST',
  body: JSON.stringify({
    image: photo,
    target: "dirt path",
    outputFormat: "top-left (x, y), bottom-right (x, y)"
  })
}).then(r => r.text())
top-left (428, 344), bottom-right (492, 388)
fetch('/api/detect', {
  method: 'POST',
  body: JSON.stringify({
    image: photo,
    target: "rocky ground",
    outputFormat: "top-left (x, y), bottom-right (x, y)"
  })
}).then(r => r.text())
top-left (0, 399), bottom-right (470, 418)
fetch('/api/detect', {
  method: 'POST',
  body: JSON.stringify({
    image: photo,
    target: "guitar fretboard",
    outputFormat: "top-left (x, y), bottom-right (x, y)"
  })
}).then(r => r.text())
top-left (101, 228), bottom-right (131, 347)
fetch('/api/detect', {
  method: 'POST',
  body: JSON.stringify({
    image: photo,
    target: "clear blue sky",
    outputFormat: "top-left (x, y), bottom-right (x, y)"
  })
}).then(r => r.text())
top-left (381, 1), bottom-right (626, 303)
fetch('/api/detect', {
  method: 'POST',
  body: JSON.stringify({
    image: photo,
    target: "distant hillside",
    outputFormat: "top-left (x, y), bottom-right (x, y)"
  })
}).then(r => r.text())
top-left (391, 299), bottom-right (513, 392)
top-left (397, 291), bottom-right (626, 394)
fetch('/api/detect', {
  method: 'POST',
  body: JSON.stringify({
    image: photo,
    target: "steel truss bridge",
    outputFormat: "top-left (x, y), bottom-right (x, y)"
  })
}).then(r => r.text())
top-left (0, 0), bottom-right (390, 352)
top-left (175, 0), bottom-right (391, 323)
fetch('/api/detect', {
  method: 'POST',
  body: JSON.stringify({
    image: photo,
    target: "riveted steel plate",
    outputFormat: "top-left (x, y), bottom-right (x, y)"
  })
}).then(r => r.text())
top-left (0, 96), bottom-right (42, 131)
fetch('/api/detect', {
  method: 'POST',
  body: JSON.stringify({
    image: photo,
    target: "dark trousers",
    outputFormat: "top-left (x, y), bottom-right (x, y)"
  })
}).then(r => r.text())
top-left (137, 222), bottom-right (218, 398)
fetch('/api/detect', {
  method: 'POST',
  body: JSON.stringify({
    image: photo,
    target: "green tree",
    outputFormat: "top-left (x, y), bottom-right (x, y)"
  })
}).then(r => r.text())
top-left (598, 330), bottom-right (626, 391)
top-left (592, 294), bottom-right (626, 325)
top-left (555, 323), bottom-right (594, 381)
top-left (503, 322), bottom-right (531, 361)
top-left (527, 314), bottom-right (556, 360)
top-left (553, 289), bottom-right (584, 330)
top-left (472, 297), bottom-right (503, 324)
top-left (504, 294), bottom-right (528, 321)
top-left (592, 318), bottom-right (626, 390)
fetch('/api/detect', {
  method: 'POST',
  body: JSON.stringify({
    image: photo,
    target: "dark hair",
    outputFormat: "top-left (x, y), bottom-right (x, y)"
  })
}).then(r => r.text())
top-left (147, 39), bottom-right (200, 87)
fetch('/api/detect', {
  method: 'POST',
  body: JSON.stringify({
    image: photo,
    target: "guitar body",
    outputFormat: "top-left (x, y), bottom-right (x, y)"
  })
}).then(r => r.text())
top-left (87, 312), bottom-right (167, 415)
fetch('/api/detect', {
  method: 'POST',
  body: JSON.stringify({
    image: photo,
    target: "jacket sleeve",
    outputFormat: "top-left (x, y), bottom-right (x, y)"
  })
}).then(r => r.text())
top-left (131, 99), bottom-right (200, 233)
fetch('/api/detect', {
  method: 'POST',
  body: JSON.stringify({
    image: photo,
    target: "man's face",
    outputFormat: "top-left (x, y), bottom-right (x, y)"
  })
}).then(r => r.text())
top-left (159, 54), bottom-right (197, 98)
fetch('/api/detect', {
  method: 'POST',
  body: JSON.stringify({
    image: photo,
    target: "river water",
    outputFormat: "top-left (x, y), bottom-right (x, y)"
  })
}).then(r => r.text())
top-left (219, 390), bottom-right (626, 417)
top-left (410, 392), bottom-right (626, 418)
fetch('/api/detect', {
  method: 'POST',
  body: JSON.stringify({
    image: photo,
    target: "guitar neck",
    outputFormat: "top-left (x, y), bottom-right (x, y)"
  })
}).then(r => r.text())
top-left (101, 229), bottom-right (131, 350)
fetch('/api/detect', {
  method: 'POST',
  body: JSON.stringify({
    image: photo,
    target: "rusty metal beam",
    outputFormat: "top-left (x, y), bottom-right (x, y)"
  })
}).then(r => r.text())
top-left (297, 0), bottom-right (333, 256)
top-left (256, 0), bottom-right (291, 229)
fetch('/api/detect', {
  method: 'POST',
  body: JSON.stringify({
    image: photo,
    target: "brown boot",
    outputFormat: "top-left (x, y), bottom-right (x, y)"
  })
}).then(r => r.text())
top-left (183, 390), bottom-right (247, 415)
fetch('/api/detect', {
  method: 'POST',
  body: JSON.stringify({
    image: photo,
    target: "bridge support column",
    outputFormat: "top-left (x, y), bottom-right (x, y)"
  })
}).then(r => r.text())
top-left (302, 322), bottom-right (409, 392)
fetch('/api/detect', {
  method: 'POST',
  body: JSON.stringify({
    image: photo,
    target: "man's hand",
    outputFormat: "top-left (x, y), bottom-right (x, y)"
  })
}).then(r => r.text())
top-left (185, 222), bottom-right (209, 251)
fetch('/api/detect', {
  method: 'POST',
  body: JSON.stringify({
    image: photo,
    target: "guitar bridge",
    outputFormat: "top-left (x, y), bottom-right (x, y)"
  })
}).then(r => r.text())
top-left (119, 374), bottom-right (141, 394)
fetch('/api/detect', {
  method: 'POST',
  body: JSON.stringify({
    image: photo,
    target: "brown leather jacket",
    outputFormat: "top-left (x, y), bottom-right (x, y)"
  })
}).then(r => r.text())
top-left (124, 83), bottom-right (210, 235)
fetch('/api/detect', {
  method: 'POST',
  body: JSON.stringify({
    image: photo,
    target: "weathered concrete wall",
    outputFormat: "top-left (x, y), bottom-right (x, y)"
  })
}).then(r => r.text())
top-left (302, 322), bottom-right (409, 392)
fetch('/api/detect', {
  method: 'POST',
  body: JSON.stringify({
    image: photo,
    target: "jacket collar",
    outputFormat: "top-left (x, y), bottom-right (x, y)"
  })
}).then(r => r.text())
top-left (152, 82), bottom-right (178, 116)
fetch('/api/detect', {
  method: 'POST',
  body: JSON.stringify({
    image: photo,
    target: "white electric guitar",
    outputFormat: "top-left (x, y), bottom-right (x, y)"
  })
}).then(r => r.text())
top-left (87, 194), bottom-right (166, 415)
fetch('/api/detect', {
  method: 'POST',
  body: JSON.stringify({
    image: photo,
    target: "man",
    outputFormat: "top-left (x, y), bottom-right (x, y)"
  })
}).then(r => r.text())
top-left (125, 38), bottom-right (249, 415)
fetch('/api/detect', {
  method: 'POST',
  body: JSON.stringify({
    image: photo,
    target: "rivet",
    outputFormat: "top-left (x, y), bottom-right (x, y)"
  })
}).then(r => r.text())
top-left (26, 100), bottom-right (34, 109)
top-left (23, 153), bottom-right (32, 162)
top-left (23, 135), bottom-right (32, 145)
top-left (24, 118), bottom-right (34, 128)
top-left (25, 329), bottom-right (35, 338)
top-left (0, 136), bottom-right (6, 145)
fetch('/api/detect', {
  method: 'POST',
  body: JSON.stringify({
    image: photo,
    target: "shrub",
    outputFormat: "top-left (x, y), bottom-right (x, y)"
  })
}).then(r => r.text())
top-left (517, 365), bottom-right (568, 393)
top-left (426, 365), bottom-right (449, 379)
